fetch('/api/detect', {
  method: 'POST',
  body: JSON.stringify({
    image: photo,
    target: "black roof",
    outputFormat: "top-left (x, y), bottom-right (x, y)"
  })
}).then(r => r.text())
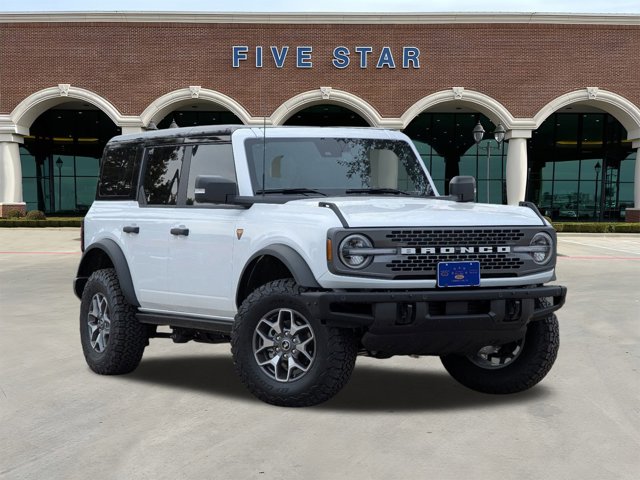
top-left (107, 124), bottom-right (248, 146)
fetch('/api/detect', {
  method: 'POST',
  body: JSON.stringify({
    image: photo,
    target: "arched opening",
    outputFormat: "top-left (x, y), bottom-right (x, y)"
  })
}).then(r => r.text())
top-left (403, 108), bottom-right (507, 200)
top-left (156, 102), bottom-right (243, 128)
top-left (19, 102), bottom-right (120, 214)
top-left (282, 104), bottom-right (369, 127)
top-left (528, 106), bottom-right (636, 221)
top-left (141, 88), bottom-right (253, 128)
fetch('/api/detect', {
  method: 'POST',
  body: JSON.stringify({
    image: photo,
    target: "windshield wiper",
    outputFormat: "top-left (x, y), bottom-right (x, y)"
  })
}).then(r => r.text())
top-left (345, 188), bottom-right (411, 196)
top-left (255, 188), bottom-right (327, 196)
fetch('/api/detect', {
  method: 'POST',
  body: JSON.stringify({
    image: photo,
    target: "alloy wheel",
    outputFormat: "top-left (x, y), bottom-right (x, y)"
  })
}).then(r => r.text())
top-left (87, 293), bottom-right (111, 353)
top-left (253, 308), bottom-right (316, 382)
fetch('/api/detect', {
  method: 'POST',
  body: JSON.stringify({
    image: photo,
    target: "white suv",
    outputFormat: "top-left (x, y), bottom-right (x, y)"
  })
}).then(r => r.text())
top-left (74, 125), bottom-right (566, 407)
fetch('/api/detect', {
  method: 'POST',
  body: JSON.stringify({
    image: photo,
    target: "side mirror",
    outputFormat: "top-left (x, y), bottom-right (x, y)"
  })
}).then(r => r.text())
top-left (449, 176), bottom-right (476, 203)
top-left (194, 175), bottom-right (238, 204)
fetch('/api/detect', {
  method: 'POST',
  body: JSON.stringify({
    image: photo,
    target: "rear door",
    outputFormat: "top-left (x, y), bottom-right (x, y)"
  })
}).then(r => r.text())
top-left (122, 143), bottom-right (187, 311)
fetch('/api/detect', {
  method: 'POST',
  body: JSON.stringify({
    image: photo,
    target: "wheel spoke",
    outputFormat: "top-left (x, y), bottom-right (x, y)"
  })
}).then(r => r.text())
top-left (297, 349), bottom-right (313, 363)
top-left (276, 309), bottom-right (293, 333)
top-left (255, 342), bottom-right (275, 355)
top-left (90, 296), bottom-right (101, 319)
top-left (289, 321), bottom-right (310, 337)
top-left (87, 321), bottom-right (99, 336)
top-left (255, 330), bottom-right (275, 348)
top-left (98, 297), bottom-right (108, 316)
top-left (89, 327), bottom-right (101, 348)
top-left (296, 337), bottom-right (314, 356)
top-left (258, 354), bottom-right (281, 367)
top-left (287, 355), bottom-right (309, 375)
top-left (95, 331), bottom-right (106, 352)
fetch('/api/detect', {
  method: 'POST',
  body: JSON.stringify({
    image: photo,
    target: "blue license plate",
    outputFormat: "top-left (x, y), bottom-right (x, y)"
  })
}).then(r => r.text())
top-left (437, 261), bottom-right (480, 287)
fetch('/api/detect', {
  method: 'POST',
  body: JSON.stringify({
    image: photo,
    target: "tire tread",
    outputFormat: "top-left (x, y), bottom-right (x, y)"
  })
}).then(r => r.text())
top-left (80, 268), bottom-right (147, 375)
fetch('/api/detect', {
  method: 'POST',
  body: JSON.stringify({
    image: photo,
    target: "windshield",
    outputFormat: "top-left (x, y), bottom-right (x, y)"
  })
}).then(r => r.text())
top-left (245, 137), bottom-right (434, 196)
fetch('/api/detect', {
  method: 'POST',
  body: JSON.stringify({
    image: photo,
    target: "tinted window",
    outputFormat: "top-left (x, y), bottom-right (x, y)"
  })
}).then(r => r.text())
top-left (186, 143), bottom-right (236, 205)
top-left (98, 145), bottom-right (139, 198)
top-left (143, 145), bottom-right (186, 205)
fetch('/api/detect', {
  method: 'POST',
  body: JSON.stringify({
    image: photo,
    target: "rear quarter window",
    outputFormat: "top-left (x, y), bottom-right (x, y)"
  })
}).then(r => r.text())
top-left (97, 145), bottom-right (141, 199)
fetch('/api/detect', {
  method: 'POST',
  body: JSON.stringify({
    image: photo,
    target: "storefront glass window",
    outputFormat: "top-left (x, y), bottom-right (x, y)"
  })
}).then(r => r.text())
top-left (527, 112), bottom-right (635, 222)
top-left (404, 112), bottom-right (507, 201)
top-left (20, 109), bottom-right (120, 214)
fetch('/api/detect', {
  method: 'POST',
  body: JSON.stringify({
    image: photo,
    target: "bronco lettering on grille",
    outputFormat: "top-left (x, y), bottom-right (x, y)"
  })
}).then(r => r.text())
top-left (400, 246), bottom-right (512, 254)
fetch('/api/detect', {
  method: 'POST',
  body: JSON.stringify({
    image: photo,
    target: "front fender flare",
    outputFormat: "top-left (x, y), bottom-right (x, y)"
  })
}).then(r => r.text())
top-left (240, 244), bottom-right (321, 288)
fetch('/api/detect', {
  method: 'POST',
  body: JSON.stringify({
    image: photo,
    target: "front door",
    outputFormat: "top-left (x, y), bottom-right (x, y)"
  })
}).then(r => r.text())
top-left (165, 141), bottom-right (241, 318)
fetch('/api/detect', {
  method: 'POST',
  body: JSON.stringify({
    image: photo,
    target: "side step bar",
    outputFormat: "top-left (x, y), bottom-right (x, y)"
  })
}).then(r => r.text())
top-left (137, 312), bottom-right (234, 335)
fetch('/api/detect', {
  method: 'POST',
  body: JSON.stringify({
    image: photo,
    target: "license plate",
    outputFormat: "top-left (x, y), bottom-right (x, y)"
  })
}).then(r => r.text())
top-left (437, 261), bottom-right (480, 287)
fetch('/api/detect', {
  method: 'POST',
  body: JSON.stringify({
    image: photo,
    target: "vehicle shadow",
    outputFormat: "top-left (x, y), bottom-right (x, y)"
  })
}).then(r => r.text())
top-left (126, 355), bottom-right (551, 412)
top-left (322, 364), bottom-right (551, 412)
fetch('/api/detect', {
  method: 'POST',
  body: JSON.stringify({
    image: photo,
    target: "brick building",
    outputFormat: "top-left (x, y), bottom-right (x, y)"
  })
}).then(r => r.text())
top-left (0, 12), bottom-right (639, 220)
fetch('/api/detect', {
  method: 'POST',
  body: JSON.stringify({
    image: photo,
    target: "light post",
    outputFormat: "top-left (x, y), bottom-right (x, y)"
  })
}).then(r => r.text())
top-left (473, 121), bottom-right (506, 203)
top-left (55, 157), bottom-right (63, 212)
top-left (594, 161), bottom-right (601, 220)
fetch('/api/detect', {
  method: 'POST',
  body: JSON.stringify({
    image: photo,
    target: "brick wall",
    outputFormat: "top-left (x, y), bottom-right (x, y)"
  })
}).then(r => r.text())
top-left (1, 21), bottom-right (640, 119)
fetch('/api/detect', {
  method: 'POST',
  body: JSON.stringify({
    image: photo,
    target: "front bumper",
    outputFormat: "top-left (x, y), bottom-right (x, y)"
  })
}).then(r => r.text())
top-left (300, 285), bottom-right (567, 355)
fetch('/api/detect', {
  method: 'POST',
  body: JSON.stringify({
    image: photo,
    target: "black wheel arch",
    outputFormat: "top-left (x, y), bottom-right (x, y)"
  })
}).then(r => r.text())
top-left (236, 244), bottom-right (321, 308)
top-left (73, 239), bottom-right (139, 307)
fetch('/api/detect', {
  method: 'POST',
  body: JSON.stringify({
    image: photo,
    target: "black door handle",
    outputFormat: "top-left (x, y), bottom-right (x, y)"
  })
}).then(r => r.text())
top-left (170, 227), bottom-right (189, 236)
top-left (123, 225), bottom-right (139, 234)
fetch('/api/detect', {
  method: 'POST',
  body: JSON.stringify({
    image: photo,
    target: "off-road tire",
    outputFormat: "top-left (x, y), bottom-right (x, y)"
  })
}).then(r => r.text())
top-left (440, 314), bottom-right (559, 394)
top-left (80, 268), bottom-right (147, 375)
top-left (231, 279), bottom-right (358, 407)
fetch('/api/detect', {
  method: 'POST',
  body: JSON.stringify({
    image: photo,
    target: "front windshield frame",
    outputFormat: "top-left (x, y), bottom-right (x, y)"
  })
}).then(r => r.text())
top-left (245, 136), bottom-right (436, 197)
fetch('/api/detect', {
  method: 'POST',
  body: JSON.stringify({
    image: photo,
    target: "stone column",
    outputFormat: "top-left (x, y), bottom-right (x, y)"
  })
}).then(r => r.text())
top-left (0, 134), bottom-right (26, 217)
top-left (505, 130), bottom-right (532, 206)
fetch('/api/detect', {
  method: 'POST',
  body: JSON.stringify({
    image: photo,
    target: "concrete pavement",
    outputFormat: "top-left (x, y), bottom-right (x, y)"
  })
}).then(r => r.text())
top-left (0, 229), bottom-right (638, 480)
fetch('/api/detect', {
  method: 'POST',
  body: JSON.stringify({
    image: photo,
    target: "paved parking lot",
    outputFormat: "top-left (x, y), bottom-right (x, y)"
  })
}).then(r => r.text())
top-left (0, 228), bottom-right (638, 480)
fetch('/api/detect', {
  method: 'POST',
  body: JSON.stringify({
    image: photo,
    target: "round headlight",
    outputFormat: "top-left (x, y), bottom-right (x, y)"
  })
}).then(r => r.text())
top-left (530, 232), bottom-right (553, 265)
top-left (339, 234), bottom-right (373, 269)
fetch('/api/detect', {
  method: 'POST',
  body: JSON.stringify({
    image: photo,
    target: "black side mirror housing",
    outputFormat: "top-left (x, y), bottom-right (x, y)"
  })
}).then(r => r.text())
top-left (194, 175), bottom-right (238, 204)
top-left (449, 176), bottom-right (476, 203)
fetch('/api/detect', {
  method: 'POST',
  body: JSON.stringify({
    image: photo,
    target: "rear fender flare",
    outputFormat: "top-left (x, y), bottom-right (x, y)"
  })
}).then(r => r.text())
top-left (74, 239), bottom-right (139, 307)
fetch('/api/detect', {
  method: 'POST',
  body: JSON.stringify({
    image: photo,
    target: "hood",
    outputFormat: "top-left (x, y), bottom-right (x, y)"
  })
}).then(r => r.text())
top-left (291, 197), bottom-right (545, 228)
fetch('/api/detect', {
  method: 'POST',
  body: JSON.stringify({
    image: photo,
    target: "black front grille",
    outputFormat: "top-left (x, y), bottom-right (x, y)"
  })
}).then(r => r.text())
top-left (385, 229), bottom-right (525, 246)
top-left (381, 228), bottom-right (528, 278)
top-left (387, 253), bottom-right (525, 273)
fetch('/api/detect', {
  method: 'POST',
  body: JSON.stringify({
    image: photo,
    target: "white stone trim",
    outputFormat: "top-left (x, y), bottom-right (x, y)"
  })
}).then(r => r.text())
top-left (2, 12), bottom-right (640, 25)
top-left (139, 87), bottom-right (255, 127)
top-left (0, 141), bottom-right (23, 203)
top-left (400, 89), bottom-right (519, 130)
top-left (505, 137), bottom-right (528, 206)
top-left (505, 129), bottom-right (533, 140)
top-left (533, 89), bottom-right (640, 139)
top-left (270, 89), bottom-right (385, 127)
top-left (9, 85), bottom-right (143, 130)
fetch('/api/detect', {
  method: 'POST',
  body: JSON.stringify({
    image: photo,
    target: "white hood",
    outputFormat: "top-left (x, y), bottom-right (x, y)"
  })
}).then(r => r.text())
top-left (291, 197), bottom-right (545, 228)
